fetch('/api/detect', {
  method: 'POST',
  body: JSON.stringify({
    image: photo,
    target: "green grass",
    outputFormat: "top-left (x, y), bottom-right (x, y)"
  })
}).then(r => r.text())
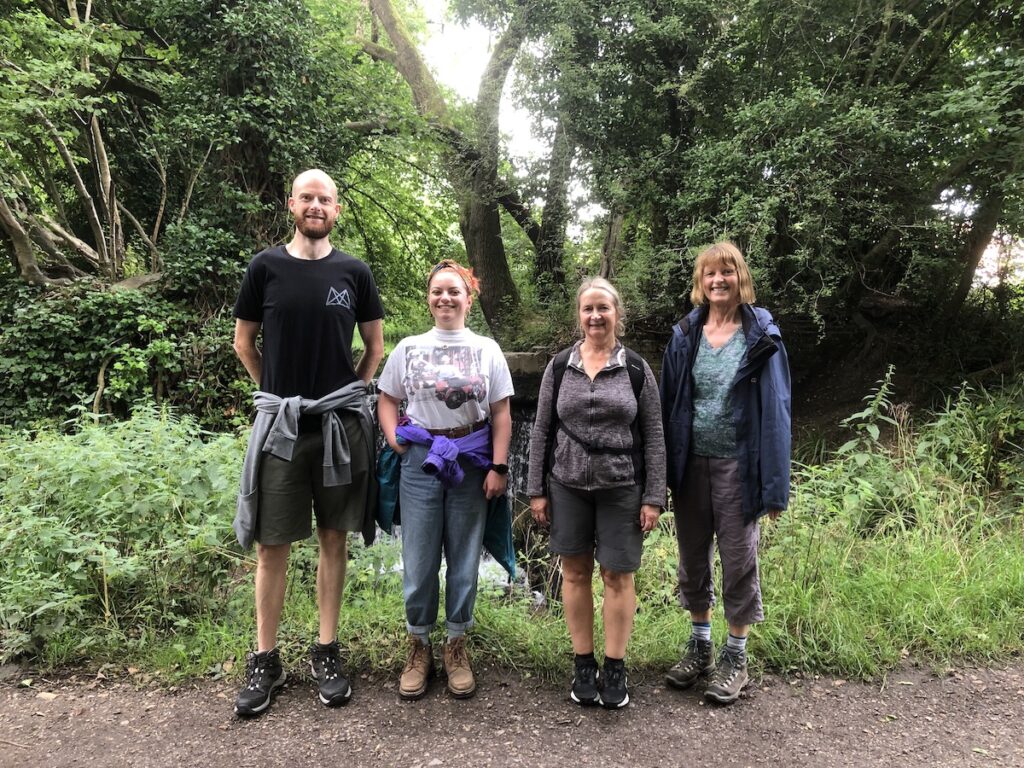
top-left (1, 376), bottom-right (1023, 683)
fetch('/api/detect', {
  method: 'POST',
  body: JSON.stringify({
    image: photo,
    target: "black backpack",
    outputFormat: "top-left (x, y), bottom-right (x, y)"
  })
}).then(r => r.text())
top-left (542, 347), bottom-right (647, 486)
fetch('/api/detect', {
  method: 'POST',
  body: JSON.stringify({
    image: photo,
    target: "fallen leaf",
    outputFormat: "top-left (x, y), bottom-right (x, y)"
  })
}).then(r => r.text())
top-left (35, 692), bottom-right (58, 702)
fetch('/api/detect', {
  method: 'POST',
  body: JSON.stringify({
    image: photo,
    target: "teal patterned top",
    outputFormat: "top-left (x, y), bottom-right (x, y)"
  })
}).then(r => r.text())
top-left (691, 326), bottom-right (745, 458)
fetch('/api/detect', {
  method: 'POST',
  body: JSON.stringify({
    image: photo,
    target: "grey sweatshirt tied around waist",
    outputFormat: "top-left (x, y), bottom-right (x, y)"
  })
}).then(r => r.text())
top-left (233, 381), bottom-right (377, 549)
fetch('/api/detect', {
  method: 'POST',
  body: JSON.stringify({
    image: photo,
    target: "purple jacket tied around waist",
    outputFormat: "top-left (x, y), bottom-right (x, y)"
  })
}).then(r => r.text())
top-left (395, 420), bottom-right (492, 488)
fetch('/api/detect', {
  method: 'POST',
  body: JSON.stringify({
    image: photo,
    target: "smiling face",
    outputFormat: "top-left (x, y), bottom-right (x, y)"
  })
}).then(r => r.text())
top-left (288, 171), bottom-right (340, 240)
top-left (578, 287), bottom-right (620, 344)
top-left (701, 259), bottom-right (741, 310)
top-left (690, 242), bottom-right (757, 307)
top-left (428, 269), bottom-right (471, 330)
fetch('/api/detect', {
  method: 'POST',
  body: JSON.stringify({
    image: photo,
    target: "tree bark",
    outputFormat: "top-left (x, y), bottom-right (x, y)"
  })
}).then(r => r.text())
top-left (535, 113), bottom-right (574, 296)
top-left (365, 0), bottom-right (530, 334)
top-left (37, 111), bottom-right (111, 272)
top-left (944, 189), bottom-right (1005, 321)
top-left (600, 210), bottom-right (625, 279)
top-left (365, 0), bottom-right (447, 122)
top-left (457, 13), bottom-right (528, 333)
top-left (89, 114), bottom-right (124, 276)
top-left (0, 195), bottom-right (51, 286)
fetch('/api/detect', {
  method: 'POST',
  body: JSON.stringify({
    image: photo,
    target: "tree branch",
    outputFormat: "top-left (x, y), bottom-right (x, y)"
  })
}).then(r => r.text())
top-left (36, 110), bottom-right (110, 269)
top-left (356, 37), bottom-right (399, 65)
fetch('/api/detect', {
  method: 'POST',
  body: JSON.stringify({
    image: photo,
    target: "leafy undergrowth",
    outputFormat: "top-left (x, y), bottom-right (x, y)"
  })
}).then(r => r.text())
top-left (1, 375), bottom-right (1022, 683)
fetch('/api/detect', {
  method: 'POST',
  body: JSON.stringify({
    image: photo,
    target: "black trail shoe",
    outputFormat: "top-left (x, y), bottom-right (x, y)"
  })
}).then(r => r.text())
top-left (234, 648), bottom-right (286, 717)
top-left (704, 647), bottom-right (749, 704)
top-left (569, 656), bottom-right (602, 706)
top-left (310, 640), bottom-right (352, 707)
top-left (665, 638), bottom-right (715, 690)
top-left (600, 660), bottom-right (630, 709)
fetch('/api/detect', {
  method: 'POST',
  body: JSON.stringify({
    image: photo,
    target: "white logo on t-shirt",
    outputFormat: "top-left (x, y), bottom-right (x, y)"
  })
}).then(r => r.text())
top-left (326, 287), bottom-right (351, 308)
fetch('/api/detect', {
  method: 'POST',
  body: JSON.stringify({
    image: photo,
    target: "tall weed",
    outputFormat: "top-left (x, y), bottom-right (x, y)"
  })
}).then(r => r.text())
top-left (0, 405), bottom-right (245, 660)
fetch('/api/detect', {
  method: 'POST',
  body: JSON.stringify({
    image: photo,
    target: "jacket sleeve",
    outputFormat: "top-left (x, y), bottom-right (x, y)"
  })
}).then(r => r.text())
top-left (759, 334), bottom-right (792, 513)
top-left (659, 330), bottom-right (681, 429)
top-left (525, 359), bottom-right (556, 498)
top-left (639, 361), bottom-right (667, 507)
top-left (660, 327), bottom-right (691, 492)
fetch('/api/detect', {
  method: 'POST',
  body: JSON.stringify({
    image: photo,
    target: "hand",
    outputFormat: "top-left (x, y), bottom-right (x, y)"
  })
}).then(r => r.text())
top-left (387, 437), bottom-right (408, 455)
top-left (530, 496), bottom-right (549, 527)
top-left (640, 504), bottom-right (661, 533)
top-left (483, 470), bottom-right (507, 500)
top-left (767, 509), bottom-right (783, 521)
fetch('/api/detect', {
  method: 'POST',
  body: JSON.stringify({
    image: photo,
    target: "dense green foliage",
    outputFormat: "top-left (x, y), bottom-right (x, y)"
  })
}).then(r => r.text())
top-left (2, 379), bottom-right (1021, 677)
top-left (0, 0), bottom-right (455, 427)
top-left (2, 0), bottom-right (1023, 426)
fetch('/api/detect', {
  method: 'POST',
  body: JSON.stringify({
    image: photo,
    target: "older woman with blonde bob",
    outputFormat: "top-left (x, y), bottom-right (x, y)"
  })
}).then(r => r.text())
top-left (660, 242), bottom-right (791, 704)
top-left (527, 277), bottom-right (666, 709)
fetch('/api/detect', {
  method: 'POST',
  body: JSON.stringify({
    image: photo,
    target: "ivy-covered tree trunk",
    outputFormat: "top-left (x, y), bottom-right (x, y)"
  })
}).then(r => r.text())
top-left (535, 113), bottom-right (574, 296)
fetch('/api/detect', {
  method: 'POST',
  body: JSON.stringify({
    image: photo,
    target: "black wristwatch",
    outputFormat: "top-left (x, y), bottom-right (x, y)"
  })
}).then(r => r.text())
top-left (488, 463), bottom-right (509, 476)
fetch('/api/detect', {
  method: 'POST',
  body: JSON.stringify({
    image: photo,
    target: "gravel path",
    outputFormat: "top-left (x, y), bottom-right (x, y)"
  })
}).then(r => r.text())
top-left (1, 664), bottom-right (1022, 767)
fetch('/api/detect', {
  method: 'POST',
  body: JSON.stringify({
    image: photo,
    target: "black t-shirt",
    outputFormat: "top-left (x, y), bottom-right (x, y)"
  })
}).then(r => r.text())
top-left (234, 245), bottom-right (385, 398)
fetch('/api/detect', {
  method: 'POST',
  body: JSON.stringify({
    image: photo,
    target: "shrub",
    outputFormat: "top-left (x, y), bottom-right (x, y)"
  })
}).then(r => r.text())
top-left (0, 405), bottom-right (245, 660)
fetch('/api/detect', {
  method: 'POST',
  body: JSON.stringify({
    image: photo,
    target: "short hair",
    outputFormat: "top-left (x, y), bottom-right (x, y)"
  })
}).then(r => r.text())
top-left (690, 241), bottom-right (757, 306)
top-left (577, 276), bottom-right (626, 337)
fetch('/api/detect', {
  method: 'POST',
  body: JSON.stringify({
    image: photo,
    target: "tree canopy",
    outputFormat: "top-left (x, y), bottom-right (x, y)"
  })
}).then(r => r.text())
top-left (1, 0), bottom-right (1022, 427)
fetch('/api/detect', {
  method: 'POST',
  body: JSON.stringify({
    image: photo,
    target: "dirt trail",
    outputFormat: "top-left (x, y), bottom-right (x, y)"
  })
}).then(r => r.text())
top-left (1, 664), bottom-right (1022, 767)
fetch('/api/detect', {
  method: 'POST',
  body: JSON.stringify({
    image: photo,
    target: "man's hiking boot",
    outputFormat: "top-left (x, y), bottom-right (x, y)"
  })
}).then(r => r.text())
top-left (442, 636), bottom-right (476, 699)
top-left (234, 648), bottom-right (286, 717)
top-left (310, 640), bottom-right (352, 707)
top-left (399, 635), bottom-right (434, 700)
top-left (704, 647), bottom-right (748, 704)
top-left (569, 655), bottom-right (602, 706)
top-left (600, 659), bottom-right (630, 709)
top-left (665, 638), bottom-right (715, 690)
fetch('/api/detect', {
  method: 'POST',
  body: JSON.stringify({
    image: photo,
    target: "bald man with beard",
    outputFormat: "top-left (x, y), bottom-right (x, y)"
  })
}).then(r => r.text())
top-left (232, 169), bottom-right (385, 716)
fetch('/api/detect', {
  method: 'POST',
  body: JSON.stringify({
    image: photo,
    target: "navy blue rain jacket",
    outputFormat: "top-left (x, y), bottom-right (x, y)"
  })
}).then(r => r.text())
top-left (660, 304), bottom-right (792, 523)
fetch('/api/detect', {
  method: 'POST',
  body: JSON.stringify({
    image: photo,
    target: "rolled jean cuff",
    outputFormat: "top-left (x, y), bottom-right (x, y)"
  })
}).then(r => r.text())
top-left (407, 621), bottom-right (436, 637)
top-left (445, 618), bottom-right (474, 636)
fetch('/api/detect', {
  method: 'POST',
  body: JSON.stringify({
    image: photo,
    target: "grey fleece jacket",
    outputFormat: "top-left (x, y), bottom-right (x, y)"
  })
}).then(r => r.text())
top-left (526, 343), bottom-right (667, 507)
top-left (233, 381), bottom-right (377, 550)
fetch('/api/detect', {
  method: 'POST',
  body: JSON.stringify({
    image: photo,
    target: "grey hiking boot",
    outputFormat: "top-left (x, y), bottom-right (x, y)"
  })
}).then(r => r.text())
top-left (704, 647), bottom-right (748, 704)
top-left (234, 648), bottom-right (286, 717)
top-left (665, 638), bottom-right (715, 690)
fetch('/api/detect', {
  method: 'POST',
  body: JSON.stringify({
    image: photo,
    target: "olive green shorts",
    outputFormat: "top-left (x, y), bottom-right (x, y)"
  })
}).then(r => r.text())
top-left (255, 413), bottom-right (369, 545)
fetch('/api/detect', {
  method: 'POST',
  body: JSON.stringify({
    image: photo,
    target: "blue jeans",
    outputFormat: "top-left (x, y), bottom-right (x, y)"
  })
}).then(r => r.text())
top-left (399, 442), bottom-right (488, 637)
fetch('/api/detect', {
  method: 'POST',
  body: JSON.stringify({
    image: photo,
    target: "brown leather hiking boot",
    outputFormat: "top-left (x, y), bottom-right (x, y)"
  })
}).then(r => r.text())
top-left (442, 636), bottom-right (476, 698)
top-left (399, 635), bottom-right (433, 700)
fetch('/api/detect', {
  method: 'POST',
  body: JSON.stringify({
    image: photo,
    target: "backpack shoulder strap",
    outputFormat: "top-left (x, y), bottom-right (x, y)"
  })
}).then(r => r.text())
top-left (623, 348), bottom-right (645, 402)
top-left (550, 348), bottom-right (572, 413)
top-left (541, 348), bottom-right (573, 489)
